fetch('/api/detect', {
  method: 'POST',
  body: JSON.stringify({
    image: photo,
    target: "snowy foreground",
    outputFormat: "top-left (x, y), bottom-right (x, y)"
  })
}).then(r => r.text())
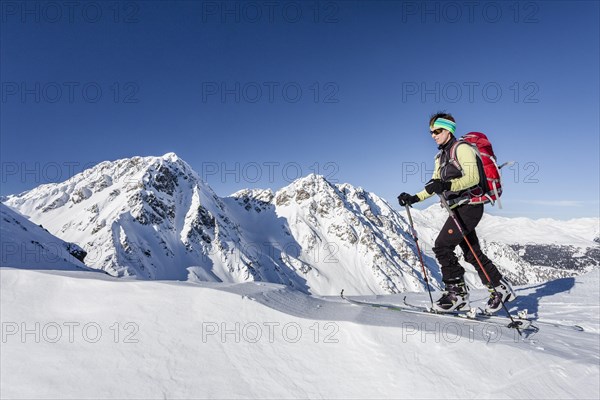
top-left (1, 268), bottom-right (599, 399)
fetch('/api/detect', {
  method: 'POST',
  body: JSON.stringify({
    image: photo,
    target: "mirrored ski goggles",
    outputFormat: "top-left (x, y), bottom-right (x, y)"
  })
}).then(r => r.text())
top-left (430, 128), bottom-right (445, 135)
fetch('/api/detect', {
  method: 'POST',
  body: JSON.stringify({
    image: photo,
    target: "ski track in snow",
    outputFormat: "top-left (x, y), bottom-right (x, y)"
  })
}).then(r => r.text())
top-left (1, 267), bottom-right (598, 399)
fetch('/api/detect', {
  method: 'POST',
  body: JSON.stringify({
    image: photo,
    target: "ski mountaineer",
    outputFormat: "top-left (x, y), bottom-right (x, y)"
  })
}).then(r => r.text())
top-left (397, 112), bottom-right (516, 314)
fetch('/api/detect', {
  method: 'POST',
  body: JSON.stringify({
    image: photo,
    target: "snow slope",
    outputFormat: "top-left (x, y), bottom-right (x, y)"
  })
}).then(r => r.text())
top-left (0, 203), bottom-right (92, 272)
top-left (1, 267), bottom-right (598, 399)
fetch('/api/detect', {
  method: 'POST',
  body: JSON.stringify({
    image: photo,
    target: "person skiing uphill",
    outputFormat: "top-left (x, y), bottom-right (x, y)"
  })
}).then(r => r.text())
top-left (398, 112), bottom-right (515, 314)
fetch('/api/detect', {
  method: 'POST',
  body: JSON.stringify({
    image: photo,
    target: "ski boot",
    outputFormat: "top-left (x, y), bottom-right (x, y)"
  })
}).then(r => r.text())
top-left (432, 278), bottom-right (470, 313)
top-left (484, 278), bottom-right (516, 314)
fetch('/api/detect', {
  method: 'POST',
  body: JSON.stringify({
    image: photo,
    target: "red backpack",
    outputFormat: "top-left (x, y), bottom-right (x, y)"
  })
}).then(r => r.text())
top-left (449, 132), bottom-right (505, 208)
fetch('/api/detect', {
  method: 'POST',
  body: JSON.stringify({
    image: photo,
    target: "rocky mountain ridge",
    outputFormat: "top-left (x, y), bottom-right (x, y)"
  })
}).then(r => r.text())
top-left (3, 153), bottom-right (598, 294)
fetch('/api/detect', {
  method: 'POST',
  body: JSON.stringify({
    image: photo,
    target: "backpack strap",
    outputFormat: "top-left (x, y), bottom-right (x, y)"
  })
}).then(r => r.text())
top-left (448, 140), bottom-right (470, 174)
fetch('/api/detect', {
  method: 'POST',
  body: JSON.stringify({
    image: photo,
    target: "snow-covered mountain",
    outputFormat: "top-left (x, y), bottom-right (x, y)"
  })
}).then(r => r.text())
top-left (3, 153), bottom-right (598, 294)
top-left (3, 153), bottom-right (285, 285)
top-left (2, 153), bottom-right (432, 295)
top-left (4, 153), bottom-right (217, 280)
top-left (0, 203), bottom-right (91, 271)
top-left (227, 175), bottom-right (436, 295)
top-left (479, 213), bottom-right (599, 273)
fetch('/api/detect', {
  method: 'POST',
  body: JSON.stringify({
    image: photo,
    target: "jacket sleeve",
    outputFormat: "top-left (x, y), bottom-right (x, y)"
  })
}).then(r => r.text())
top-left (415, 157), bottom-right (440, 201)
top-left (449, 143), bottom-right (480, 192)
top-left (413, 144), bottom-right (479, 202)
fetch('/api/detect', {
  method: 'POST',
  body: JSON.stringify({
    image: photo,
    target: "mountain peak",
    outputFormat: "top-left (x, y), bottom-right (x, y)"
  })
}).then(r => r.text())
top-left (302, 172), bottom-right (327, 183)
top-left (289, 173), bottom-right (336, 191)
top-left (161, 152), bottom-right (179, 162)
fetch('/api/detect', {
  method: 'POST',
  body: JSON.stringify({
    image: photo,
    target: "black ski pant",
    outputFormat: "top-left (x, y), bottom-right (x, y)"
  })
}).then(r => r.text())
top-left (432, 203), bottom-right (503, 287)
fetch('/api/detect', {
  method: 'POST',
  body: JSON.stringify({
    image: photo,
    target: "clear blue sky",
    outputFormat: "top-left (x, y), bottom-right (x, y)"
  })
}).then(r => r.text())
top-left (1, 1), bottom-right (599, 219)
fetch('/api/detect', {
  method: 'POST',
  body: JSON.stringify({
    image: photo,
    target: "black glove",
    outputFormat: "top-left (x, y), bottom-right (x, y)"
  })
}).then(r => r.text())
top-left (398, 192), bottom-right (420, 206)
top-left (425, 179), bottom-right (452, 195)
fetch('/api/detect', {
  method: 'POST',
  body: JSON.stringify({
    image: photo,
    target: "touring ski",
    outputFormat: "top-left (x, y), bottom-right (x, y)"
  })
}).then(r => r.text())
top-left (340, 290), bottom-right (533, 330)
top-left (340, 290), bottom-right (585, 332)
top-left (401, 297), bottom-right (584, 332)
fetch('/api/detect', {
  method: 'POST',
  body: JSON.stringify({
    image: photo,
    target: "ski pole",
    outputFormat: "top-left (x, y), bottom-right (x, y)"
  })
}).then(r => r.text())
top-left (437, 196), bottom-right (522, 336)
top-left (405, 205), bottom-right (434, 309)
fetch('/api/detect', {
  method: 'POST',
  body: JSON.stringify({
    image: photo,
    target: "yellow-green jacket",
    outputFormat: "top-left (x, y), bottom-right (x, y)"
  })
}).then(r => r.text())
top-left (415, 139), bottom-right (481, 204)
